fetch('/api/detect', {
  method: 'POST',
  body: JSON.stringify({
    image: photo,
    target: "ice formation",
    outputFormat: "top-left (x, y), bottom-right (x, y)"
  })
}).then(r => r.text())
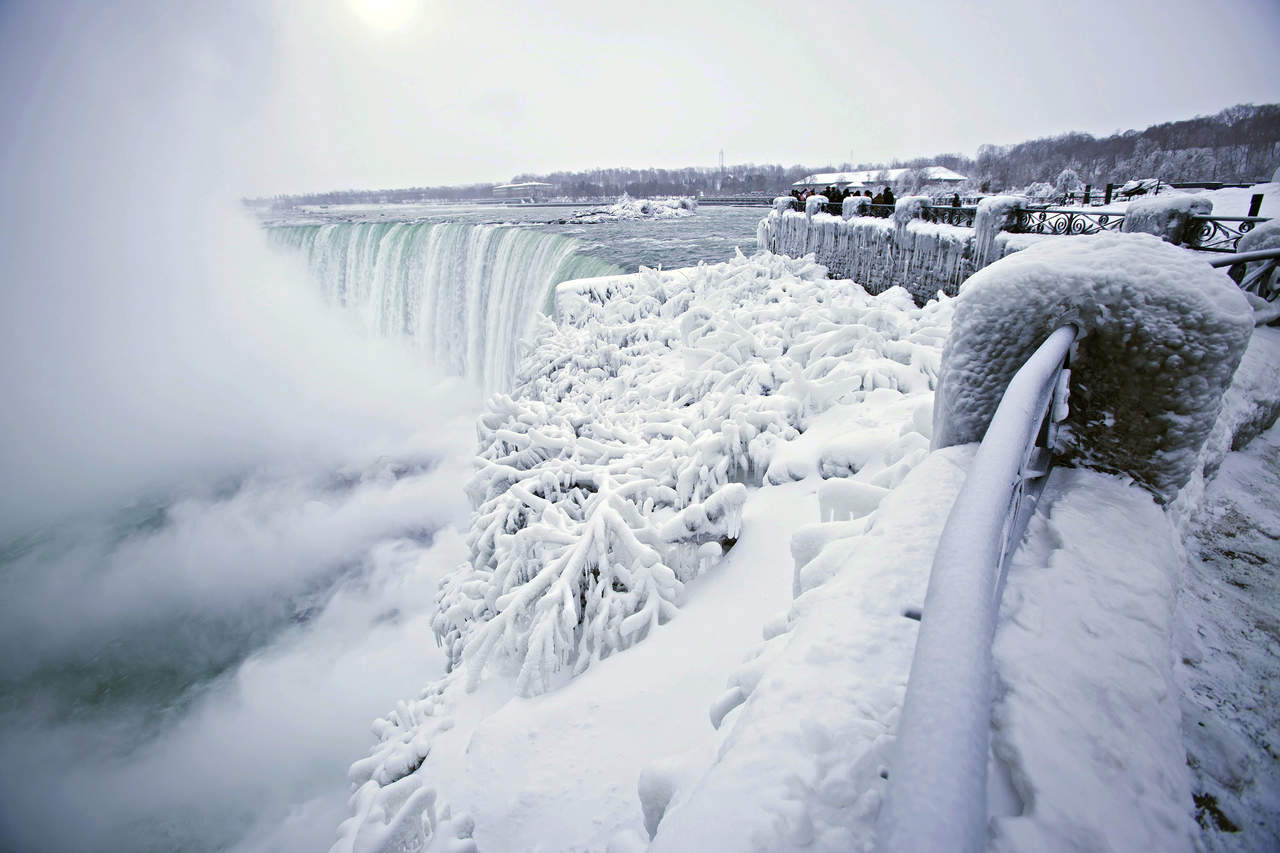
top-left (804, 195), bottom-right (828, 217)
top-left (841, 195), bottom-right (870, 218)
top-left (338, 251), bottom-right (954, 850)
top-left (972, 194), bottom-right (1026, 267)
top-left (433, 251), bottom-right (948, 696)
top-left (756, 202), bottom-right (1026, 302)
top-left (565, 196), bottom-right (697, 224)
top-left (892, 195), bottom-right (930, 240)
top-left (933, 232), bottom-right (1254, 502)
top-left (1121, 193), bottom-right (1213, 244)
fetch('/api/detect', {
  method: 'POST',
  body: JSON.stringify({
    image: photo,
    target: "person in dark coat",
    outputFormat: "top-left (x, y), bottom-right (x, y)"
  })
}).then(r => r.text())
top-left (871, 189), bottom-right (884, 205)
top-left (882, 186), bottom-right (895, 206)
top-left (951, 192), bottom-right (961, 207)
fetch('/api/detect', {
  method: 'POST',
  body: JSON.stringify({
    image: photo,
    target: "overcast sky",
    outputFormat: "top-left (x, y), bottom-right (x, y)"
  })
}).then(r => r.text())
top-left (4, 0), bottom-right (1280, 196)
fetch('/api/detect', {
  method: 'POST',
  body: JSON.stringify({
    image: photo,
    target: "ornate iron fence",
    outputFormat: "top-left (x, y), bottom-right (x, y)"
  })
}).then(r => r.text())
top-left (922, 206), bottom-right (978, 228)
top-left (1184, 216), bottom-right (1269, 253)
top-left (1010, 207), bottom-right (1125, 237)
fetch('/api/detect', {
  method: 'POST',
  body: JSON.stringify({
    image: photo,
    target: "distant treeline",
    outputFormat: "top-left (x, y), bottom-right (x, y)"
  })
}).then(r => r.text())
top-left (250, 103), bottom-right (1280, 206)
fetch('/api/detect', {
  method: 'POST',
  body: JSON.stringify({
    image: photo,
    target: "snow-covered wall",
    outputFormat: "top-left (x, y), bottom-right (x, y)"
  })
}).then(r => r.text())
top-left (755, 209), bottom-right (1025, 303)
top-left (933, 233), bottom-right (1255, 502)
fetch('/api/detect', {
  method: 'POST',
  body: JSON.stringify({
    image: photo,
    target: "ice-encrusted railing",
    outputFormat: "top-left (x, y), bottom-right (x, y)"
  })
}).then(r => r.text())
top-left (1209, 246), bottom-right (1280, 302)
top-left (877, 325), bottom-right (1076, 853)
top-left (781, 197), bottom-right (1271, 253)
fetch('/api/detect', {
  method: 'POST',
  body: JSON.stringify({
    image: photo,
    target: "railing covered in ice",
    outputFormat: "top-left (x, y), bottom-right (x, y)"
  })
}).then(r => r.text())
top-left (779, 197), bottom-right (1270, 253)
top-left (877, 326), bottom-right (1076, 853)
top-left (1209, 246), bottom-right (1280, 302)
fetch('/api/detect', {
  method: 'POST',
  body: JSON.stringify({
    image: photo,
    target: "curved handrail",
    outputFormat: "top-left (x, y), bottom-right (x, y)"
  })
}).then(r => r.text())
top-left (1207, 247), bottom-right (1280, 267)
top-left (877, 325), bottom-right (1077, 853)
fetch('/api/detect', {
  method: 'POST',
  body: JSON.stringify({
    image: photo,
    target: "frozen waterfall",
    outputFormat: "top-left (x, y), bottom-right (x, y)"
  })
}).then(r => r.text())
top-left (269, 222), bottom-right (620, 392)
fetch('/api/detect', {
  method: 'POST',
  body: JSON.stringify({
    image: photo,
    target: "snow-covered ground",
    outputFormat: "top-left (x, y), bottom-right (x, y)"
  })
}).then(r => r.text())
top-left (336, 246), bottom-right (1280, 853)
top-left (1060, 182), bottom-right (1278, 218)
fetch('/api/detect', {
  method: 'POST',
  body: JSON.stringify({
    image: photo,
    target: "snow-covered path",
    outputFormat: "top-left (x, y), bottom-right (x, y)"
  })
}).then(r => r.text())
top-left (1177, 421), bottom-right (1280, 852)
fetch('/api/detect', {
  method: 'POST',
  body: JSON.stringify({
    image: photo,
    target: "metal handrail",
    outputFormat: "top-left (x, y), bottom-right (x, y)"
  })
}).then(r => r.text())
top-left (1207, 247), bottom-right (1280, 267)
top-left (877, 325), bottom-right (1077, 853)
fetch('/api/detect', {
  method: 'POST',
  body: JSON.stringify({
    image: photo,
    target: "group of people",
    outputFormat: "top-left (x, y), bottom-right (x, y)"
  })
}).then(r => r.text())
top-left (789, 186), bottom-right (966, 209)
top-left (790, 185), bottom-right (897, 207)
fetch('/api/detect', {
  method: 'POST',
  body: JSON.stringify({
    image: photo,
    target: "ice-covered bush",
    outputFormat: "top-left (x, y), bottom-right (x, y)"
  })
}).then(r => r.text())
top-left (1055, 168), bottom-right (1084, 196)
top-left (805, 194), bottom-right (829, 217)
top-left (933, 232), bottom-right (1254, 501)
top-left (1121, 193), bottom-right (1212, 244)
top-left (774, 196), bottom-right (795, 213)
top-left (1023, 181), bottom-right (1056, 201)
top-left (431, 251), bottom-right (953, 695)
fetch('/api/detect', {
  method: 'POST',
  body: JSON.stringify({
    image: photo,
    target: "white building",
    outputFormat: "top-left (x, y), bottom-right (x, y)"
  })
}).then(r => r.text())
top-left (493, 181), bottom-right (554, 200)
top-left (793, 166), bottom-right (967, 192)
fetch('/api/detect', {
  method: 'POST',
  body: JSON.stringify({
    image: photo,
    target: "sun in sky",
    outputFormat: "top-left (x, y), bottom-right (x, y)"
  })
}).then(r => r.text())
top-left (348, 0), bottom-right (418, 31)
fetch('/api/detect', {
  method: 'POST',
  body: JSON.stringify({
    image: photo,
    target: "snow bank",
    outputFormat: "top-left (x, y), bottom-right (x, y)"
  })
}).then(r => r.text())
top-left (934, 232), bottom-right (1254, 502)
top-left (646, 446), bottom-right (972, 852)
top-left (566, 196), bottom-right (697, 224)
top-left (1121, 193), bottom-right (1213, 244)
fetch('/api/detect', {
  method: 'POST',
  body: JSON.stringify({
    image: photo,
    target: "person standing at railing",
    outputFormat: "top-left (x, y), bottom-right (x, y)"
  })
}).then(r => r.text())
top-left (952, 192), bottom-right (962, 207)
top-left (882, 186), bottom-right (895, 207)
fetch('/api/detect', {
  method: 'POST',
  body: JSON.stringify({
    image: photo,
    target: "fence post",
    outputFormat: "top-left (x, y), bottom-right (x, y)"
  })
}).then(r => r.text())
top-left (1083, 184), bottom-right (1091, 205)
top-left (1248, 194), bottom-right (1264, 217)
top-left (1104, 183), bottom-right (1114, 205)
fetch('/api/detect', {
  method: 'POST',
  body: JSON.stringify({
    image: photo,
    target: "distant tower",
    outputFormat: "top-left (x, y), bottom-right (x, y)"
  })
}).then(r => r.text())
top-left (719, 149), bottom-right (725, 174)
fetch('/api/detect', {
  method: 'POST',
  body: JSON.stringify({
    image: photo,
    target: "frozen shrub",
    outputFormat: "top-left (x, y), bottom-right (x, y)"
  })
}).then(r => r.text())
top-left (1023, 181), bottom-right (1056, 201)
top-left (1055, 168), bottom-right (1084, 196)
top-left (933, 232), bottom-right (1254, 501)
top-left (432, 252), bottom-right (952, 695)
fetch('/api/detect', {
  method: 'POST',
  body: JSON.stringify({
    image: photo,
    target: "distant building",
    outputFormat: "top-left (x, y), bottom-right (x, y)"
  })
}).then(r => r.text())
top-left (493, 181), bottom-right (554, 200)
top-left (792, 167), bottom-right (967, 192)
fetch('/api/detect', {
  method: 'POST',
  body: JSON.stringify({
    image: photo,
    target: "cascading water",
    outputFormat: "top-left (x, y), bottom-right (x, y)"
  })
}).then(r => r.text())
top-left (268, 222), bottom-right (622, 392)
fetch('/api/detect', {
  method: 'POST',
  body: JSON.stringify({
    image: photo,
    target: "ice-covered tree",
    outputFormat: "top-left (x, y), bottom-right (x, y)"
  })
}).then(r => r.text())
top-left (1054, 168), bottom-right (1084, 196)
